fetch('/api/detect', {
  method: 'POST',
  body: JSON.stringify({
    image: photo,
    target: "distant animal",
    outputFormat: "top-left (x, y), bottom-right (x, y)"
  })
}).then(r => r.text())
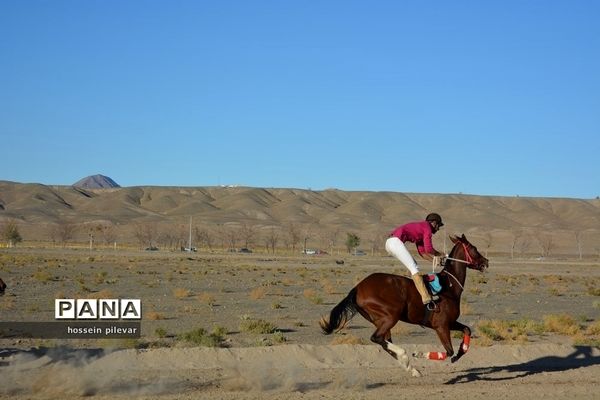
top-left (320, 234), bottom-right (489, 371)
top-left (0, 277), bottom-right (6, 295)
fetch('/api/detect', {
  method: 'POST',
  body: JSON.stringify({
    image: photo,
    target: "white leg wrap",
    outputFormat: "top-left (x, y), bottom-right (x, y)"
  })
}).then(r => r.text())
top-left (386, 341), bottom-right (421, 377)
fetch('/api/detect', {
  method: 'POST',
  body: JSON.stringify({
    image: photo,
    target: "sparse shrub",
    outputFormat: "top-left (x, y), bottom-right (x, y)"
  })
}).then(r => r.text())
top-left (477, 319), bottom-right (543, 342)
top-left (549, 287), bottom-right (564, 296)
top-left (94, 271), bottom-right (108, 284)
top-left (469, 287), bottom-right (482, 296)
top-left (585, 320), bottom-right (600, 335)
top-left (587, 287), bottom-right (600, 296)
top-left (250, 287), bottom-right (266, 300)
top-left (174, 288), bottom-right (191, 299)
top-left (178, 327), bottom-right (226, 347)
top-left (273, 331), bottom-right (287, 343)
top-left (155, 327), bottom-right (167, 338)
top-left (321, 280), bottom-right (336, 295)
top-left (33, 269), bottom-right (54, 283)
top-left (89, 289), bottom-right (115, 299)
top-left (198, 292), bottom-right (216, 306)
top-left (543, 314), bottom-right (580, 336)
top-left (330, 334), bottom-right (367, 345)
top-left (239, 318), bottom-right (277, 334)
top-left (146, 311), bottom-right (166, 320)
top-left (303, 288), bottom-right (323, 304)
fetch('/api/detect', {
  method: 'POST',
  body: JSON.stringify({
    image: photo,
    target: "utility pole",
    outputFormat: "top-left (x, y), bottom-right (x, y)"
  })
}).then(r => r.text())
top-left (188, 216), bottom-right (193, 251)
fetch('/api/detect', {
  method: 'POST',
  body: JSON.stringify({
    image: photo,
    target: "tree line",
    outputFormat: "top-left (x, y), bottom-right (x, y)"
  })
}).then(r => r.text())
top-left (0, 218), bottom-right (597, 259)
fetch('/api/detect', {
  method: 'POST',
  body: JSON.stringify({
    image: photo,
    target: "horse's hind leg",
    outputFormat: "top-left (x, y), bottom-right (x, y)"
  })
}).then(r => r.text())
top-left (370, 318), bottom-right (421, 377)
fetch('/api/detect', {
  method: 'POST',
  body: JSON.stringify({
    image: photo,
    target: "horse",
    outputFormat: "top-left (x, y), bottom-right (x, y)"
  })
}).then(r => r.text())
top-left (320, 234), bottom-right (489, 374)
top-left (0, 277), bottom-right (6, 295)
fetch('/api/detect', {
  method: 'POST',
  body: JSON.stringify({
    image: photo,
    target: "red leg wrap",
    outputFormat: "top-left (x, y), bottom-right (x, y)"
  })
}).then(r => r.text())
top-left (462, 335), bottom-right (471, 352)
top-left (427, 351), bottom-right (447, 360)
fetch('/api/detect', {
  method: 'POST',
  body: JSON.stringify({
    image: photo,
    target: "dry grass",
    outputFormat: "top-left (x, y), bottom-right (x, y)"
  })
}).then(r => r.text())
top-left (239, 318), bottom-right (277, 334)
top-left (477, 318), bottom-right (544, 342)
top-left (88, 289), bottom-right (116, 299)
top-left (391, 323), bottom-right (413, 336)
top-left (543, 314), bottom-right (580, 336)
top-left (198, 292), bottom-right (216, 306)
top-left (173, 288), bottom-right (191, 299)
top-left (249, 287), bottom-right (266, 300)
top-left (146, 311), bottom-right (166, 320)
top-left (303, 288), bottom-right (323, 304)
top-left (320, 279), bottom-right (337, 295)
top-left (329, 334), bottom-right (368, 345)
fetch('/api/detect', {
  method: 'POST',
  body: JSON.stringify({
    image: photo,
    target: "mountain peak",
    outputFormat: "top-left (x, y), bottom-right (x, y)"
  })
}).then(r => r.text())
top-left (73, 174), bottom-right (120, 189)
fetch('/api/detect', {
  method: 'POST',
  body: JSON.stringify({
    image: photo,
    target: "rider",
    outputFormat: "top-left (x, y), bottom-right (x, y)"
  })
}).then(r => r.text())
top-left (385, 213), bottom-right (445, 309)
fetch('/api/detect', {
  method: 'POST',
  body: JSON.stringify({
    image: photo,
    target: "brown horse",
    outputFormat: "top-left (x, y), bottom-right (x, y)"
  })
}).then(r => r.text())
top-left (320, 234), bottom-right (488, 373)
top-left (0, 277), bottom-right (6, 295)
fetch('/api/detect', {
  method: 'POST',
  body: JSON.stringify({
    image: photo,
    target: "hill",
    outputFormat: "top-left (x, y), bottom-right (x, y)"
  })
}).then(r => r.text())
top-left (73, 174), bottom-right (120, 189)
top-left (0, 180), bottom-right (598, 256)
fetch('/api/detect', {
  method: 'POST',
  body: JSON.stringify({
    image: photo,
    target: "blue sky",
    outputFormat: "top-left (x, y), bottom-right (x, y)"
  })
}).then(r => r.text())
top-left (1, 1), bottom-right (599, 199)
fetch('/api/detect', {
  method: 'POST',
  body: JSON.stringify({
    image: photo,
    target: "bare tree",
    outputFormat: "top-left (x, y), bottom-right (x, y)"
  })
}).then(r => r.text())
top-left (574, 230), bottom-right (583, 260)
top-left (263, 226), bottom-right (279, 254)
top-left (301, 224), bottom-right (313, 253)
top-left (510, 229), bottom-right (523, 259)
top-left (158, 228), bottom-right (178, 250)
top-left (517, 233), bottom-right (532, 258)
top-left (96, 223), bottom-right (117, 247)
top-left (133, 222), bottom-right (159, 249)
top-left (536, 233), bottom-right (554, 258)
top-left (286, 223), bottom-right (301, 253)
top-left (224, 224), bottom-right (239, 251)
top-left (368, 230), bottom-right (386, 256)
top-left (240, 223), bottom-right (257, 249)
top-left (324, 228), bottom-right (340, 255)
top-left (214, 224), bottom-right (228, 250)
top-left (194, 226), bottom-right (213, 251)
top-left (52, 221), bottom-right (78, 248)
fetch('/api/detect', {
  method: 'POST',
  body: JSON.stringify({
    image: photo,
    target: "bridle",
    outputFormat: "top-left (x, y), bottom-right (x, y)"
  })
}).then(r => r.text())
top-left (440, 242), bottom-right (476, 291)
top-left (445, 242), bottom-right (474, 266)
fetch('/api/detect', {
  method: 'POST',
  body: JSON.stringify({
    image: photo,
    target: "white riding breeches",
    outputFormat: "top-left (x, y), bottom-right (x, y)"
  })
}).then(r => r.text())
top-left (385, 237), bottom-right (420, 275)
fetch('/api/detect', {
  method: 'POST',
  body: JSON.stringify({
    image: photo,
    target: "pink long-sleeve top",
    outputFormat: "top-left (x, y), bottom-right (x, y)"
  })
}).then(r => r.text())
top-left (389, 220), bottom-right (435, 256)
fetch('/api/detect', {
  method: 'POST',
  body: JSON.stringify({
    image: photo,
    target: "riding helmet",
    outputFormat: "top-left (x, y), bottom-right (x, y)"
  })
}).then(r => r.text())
top-left (426, 213), bottom-right (444, 227)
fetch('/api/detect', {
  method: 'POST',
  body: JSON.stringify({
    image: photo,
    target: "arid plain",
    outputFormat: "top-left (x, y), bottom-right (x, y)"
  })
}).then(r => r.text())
top-left (1, 181), bottom-right (599, 399)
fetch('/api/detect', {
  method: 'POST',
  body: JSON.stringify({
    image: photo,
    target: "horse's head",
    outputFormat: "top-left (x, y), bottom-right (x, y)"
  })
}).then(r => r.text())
top-left (449, 234), bottom-right (489, 272)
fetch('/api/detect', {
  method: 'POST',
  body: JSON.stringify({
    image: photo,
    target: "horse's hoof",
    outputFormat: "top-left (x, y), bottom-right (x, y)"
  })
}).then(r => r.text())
top-left (411, 368), bottom-right (422, 377)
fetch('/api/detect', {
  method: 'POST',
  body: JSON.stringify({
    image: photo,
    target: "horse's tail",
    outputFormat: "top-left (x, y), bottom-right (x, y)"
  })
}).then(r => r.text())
top-left (319, 287), bottom-right (358, 335)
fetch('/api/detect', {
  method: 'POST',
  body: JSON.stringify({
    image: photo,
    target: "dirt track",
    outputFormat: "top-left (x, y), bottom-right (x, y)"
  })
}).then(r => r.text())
top-left (1, 343), bottom-right (599, 399)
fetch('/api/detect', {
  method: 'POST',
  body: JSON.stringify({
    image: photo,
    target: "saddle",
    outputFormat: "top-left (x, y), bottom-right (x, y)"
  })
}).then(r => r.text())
top-left (424, 274), bottom-right (442, 296)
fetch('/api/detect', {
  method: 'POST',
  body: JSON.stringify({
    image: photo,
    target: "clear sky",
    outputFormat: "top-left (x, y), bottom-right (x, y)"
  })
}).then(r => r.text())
top-left (1, 1), bottom-right (599, 199)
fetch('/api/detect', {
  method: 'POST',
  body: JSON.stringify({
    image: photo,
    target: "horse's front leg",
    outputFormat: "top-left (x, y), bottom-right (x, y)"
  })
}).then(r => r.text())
top-left (428, 326), bottom-right (454, 361)
top-left (449, 321), bottom-right (471, 363)
top-left (414, 325), bottom-right (454, 361)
